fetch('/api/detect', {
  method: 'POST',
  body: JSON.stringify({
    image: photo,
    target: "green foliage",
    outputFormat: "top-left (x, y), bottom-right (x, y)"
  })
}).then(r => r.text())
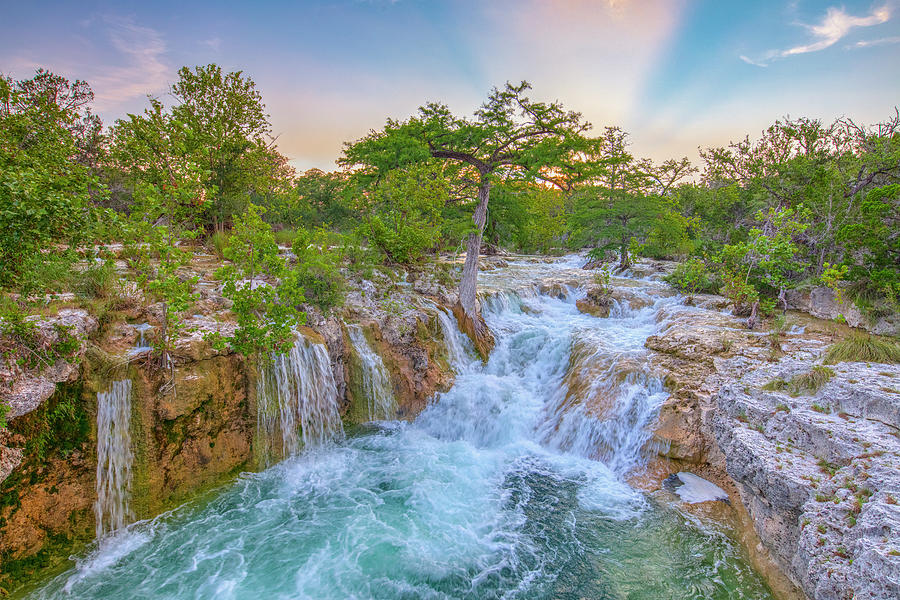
top-left (696, 113), bottom-right (899, 320)
top-left (73, 260), bottom-right (118, 300)
top-left (837, 184), bottom-right (900, 315)
top-left (516, 188), bottom-right (568, 253)
top-left (642, 206), bottom-right (699, 259)
top-left (357, 163), bottom-right (448, 264)
top-left (124, 173), bottom-right (205, 374)
top-left (568, 130), bottom-right (697, 267)
top-left (113, 64), bottom-right (293, 231)
top-left (823, 333), bottom-right (900, 365)
top-left (213, 204), bottom-right (306, 357)
top-left (273, 228), bottom-right (299, 246)
top-left (590, 265), bottom-right (613, 298)
top-left (719, 269), bottom-right (760, 315)
top-left (292, 228), bottom-right (345, 314)
top-left (268, 169), bottom-right (352, 230)
top-left (0, 70), bottom-right (107, 294)
top-left (665, 258), bottom-right (717, 299)
top-left (0, 305), bottom-right (80, 372)
top-left (820, 263), bottom-right (850, 306)
top-left (711, 205), bottom-right (808, 315)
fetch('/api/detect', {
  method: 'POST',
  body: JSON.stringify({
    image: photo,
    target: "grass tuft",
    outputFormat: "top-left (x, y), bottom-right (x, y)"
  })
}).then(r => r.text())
top-left (274, 228), bottom-right (299, 246)
top-left (762, 366), bottom-right (835, 397)
top-left (207, 232), bottom-right (230, 260)
top-left (824, 333), bottom-right (900, 365)
top-left (790, 366), bottom-right (835, 396)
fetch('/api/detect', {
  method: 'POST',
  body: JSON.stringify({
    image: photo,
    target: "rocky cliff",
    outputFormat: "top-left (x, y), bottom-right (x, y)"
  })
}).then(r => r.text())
top-left (645, 291), bottom-right (900, 599)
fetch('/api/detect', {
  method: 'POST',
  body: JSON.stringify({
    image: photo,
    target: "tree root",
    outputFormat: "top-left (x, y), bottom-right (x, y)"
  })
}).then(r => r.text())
top-left (452, 301), bottom-right (495, 362)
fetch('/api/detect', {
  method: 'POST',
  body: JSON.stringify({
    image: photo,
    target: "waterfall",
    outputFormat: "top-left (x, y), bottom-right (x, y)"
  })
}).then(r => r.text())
top-left (346, 324), bottom-right (396, 421)
top-left (36, 256), bottom-right (775, 600)
top-left (128, 323), bottom-right (153, 357)
top-left (431, 305), bottom-right (471, 371)
top-left (256, 334), bottom-right (344, 465)
top-left (94, 379), bottom-right (134, 538)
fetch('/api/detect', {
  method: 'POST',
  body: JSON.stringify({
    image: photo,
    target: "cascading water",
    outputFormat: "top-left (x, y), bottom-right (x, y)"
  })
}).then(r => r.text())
top-left (346, 324), bottom-right (396, 421)
top-left (255, 334), bottom-right (344, 465)
top-left (30, 257), bottom-right (775, 600)
top-left (429, 302), bottom-right (471, 371)
top-left (94, 379), bottom-right (134, 538)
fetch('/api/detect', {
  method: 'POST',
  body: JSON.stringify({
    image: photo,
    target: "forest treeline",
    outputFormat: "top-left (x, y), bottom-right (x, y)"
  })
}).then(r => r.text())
top-left (1, 64), bottom-right (898, 365)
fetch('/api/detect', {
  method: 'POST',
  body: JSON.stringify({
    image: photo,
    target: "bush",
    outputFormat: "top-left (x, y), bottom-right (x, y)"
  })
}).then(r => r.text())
top-left (292, 228), bottom-right (345, 314)
top-left (665, 258), bottom-right (717, 299)
top-left (720, 271), bottom-right (759, 316)
top-left (824, 333), bottom-right (900, 365)
top-left (214, 204), bottom-right (306, 358)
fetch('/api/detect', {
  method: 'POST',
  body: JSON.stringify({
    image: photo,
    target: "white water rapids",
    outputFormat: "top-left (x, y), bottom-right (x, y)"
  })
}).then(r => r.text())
top-left (27, 255), bottom-right (774, 599)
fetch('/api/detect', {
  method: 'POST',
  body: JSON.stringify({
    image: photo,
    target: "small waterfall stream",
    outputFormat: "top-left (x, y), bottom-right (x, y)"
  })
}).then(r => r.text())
top-left (32, 257), bottom-right (775, 600)
top-left (256, 334), bottom-right (344, 465)
top-left (346, 324), bottom-right (396, 421)
top-left (94, 379), bottom-right (134, 538)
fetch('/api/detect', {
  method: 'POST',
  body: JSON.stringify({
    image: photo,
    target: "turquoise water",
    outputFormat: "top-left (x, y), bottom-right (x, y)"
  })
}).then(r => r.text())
top-left (25, 260), bottom-right (775, 599)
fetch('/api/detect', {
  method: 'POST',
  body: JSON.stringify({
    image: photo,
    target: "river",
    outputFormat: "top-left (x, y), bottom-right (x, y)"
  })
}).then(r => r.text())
top-left (26, 256), bottom-right (773, 599)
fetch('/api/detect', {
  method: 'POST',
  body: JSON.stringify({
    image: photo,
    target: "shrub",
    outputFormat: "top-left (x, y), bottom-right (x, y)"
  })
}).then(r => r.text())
top-left (214, 204), bottom-right (306, 358)
top-left (824, 333), bottom-right (900, 365)
top-left (592, 265), bottom-right (612, 295)
top-left (665, 258), bottom-right (717, 300)
top-left (720, 270), bottom-right (759, 316)
top-left (292, 228), bottom-right (345, 314)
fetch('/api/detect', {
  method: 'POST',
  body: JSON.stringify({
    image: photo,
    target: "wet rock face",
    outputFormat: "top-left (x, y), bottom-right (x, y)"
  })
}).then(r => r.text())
top-left (0, 383), bottom-right (95, 583)
top-left (714, 361), bottom-right (900, 600)
top-left (343, 311), bottom-right (454, 422)
top-left (575, 285), bottom-right (611, 317)
top-left (138, 355), bottom-right (254, 510)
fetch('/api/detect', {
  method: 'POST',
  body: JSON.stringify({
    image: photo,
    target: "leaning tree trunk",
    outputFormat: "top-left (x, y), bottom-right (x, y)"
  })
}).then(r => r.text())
top-left (453, 179), bottom-right (495, 360)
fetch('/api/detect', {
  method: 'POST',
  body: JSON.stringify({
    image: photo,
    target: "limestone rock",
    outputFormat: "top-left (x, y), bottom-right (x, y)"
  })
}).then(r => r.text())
top-left (714, 360), bottom-right (900, 600)
top-left (1, 309), bottom-right (98, 420)
top-left (786, 286), bottom-right (900, 336)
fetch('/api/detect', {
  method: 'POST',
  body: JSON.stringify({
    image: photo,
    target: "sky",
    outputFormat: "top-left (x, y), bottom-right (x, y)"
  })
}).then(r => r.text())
top-left (2, 0), bottom-right (899, 171)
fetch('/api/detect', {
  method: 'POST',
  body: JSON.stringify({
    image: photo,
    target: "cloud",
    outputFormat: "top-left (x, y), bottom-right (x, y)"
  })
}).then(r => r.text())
top-left (742, 4), bottom-right (892, 66)
top-left (202, 37), bottom-right (222, 52)
top-left (88, 16), bottom-right (171, 109)
top-left (739, 55), bottom-right (769, 67)
top-left (850, 35), bottom-right (900, 47)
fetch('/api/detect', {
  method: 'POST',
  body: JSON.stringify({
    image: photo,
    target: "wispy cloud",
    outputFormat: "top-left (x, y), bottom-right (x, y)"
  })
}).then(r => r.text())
top-left (850, 34), bottom-right (900, 47)
top-left (739, 54), bottom-right (769, 67)
top-left (742, 4), bottom-right (892, 66)
top-left (89, 16), bottom-right (171, 109)
top-left (202, 37), bottom-right (222, 52)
